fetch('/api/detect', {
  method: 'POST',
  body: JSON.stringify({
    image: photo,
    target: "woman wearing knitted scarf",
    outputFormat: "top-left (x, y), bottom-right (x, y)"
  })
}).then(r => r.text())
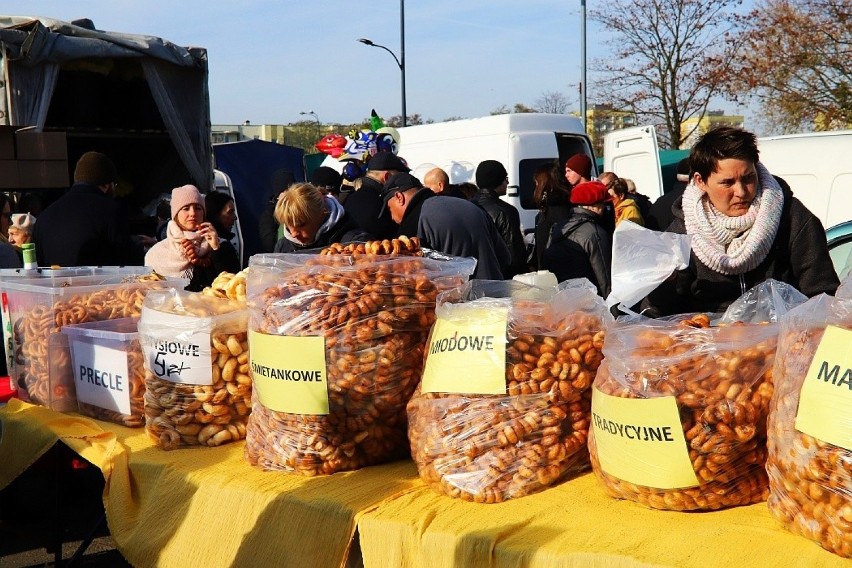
top-left (145, 185), bottom-right (240, 291)
top-left (641, 126), bottom-right (839, 316)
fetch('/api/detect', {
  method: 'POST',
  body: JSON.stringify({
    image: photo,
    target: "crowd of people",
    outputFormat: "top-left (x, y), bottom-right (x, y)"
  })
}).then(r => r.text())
top-left (0, 125), bottom-right (838, 315)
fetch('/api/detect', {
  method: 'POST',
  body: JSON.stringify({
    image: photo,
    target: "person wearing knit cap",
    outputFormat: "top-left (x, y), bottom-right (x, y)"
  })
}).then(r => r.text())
top-left (563, 153), bottom-right (593, 188)
top-left (7, 213), bottom-right (36, 247)
top-left (32, 151), bottom-right (142, 266)
top-left (472, 160), bottom-right (528, 278)
top-left (542, 180), bottom-right (613, 298)
top-left (145, 184), bottom-right (240, 291)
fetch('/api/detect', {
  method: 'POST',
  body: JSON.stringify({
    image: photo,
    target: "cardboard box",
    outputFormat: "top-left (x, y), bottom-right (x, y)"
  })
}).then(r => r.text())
top-left (15, 131), bottom-right (68, 160)
top-left (0, 126), bottom-right (16, 160)
top-left (0, 159), bottom-right (20, 189)
top-left (17, 159), bottom-right (70, 188)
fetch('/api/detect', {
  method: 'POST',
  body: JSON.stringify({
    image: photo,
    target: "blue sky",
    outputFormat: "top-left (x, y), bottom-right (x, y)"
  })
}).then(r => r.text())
top-left (4, 1), bottom-right (752, 128)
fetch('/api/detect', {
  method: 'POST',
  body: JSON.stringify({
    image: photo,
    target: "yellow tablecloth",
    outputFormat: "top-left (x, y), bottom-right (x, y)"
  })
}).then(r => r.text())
top-left (357, 469), bottom-right (847, 568)
top-left (0, 399), bottom-right (421, 568)
top-left (2, 399), bottom-right (847, 568)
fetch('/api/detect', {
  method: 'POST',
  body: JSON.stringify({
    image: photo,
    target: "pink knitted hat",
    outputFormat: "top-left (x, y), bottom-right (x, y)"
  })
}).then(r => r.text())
top-left (170, 185), bottom-right (205, 219)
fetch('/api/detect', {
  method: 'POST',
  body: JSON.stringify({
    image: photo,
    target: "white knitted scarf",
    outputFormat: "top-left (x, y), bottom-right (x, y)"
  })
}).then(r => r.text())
top-left (682, 162), bottom-right (784, 276)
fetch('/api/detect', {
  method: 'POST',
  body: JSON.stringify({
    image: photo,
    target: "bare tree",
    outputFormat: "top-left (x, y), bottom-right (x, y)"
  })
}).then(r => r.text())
top-left (590, 0), bottom-right (743, 149)
top-left (490, 103), bottom-right (537, 115)
top-left (726, 0), bottom-right (852, 133)
top-left (535, 91), bottom-right (572, 114)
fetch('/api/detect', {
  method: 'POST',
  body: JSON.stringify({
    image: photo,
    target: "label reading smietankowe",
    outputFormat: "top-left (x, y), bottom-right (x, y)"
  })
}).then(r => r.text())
top-left (421, 306), bottom-right (508, 395)
top-left (249, 331), bottom-right (329, 415)
top-left (592, 387), bottom-right (699, 489)
top-left (141, 307), bottom-right (212, 385)
top-left (795, 325), bottom-right (852, 451)
top-left (71, 338), bottom-right (131, 415)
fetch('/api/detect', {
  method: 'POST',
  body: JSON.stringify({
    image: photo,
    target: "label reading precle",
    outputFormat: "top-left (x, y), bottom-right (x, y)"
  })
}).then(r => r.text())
top-left (141, 307), bottom-right (212, 385)
top-left (71, 338), bottom-right (131, 415)
top-left (795, 324), bottom-right (852, 451)
top-left (248, 331), bottom-right (329, 415)
top-left (592, 387), bottom-right (699, 489)
top-left (421, 306), bottom-right (508, 395)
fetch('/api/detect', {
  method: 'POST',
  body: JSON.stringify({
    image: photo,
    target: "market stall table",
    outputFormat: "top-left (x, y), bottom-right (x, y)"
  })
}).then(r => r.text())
top-left (0, 399), bottom-right (419, 567)
top-left (1, 399), bottom-right (847, 567)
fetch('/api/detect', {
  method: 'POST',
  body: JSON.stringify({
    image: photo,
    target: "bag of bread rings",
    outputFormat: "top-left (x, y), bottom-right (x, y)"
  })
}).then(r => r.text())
top-left (407, 279), bottom-right (610, 503)
top-left (244, 237), bottom-right (475, 475)
top-left (589, 280), bottom-right (806, 511)
top-left (139, 290), bottom-right (250, 450)
top-left (767, 291), bottom-right (852, 557)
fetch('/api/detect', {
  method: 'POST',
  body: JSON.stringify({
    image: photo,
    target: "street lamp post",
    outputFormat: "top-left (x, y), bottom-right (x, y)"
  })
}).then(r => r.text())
top-left (299, 111), bottom-right (321, 141)
top-left (357, 1), bottom-right (406, 127)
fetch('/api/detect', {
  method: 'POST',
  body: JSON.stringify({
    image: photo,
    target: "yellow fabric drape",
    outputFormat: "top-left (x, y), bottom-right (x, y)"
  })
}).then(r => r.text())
top-left (357, 469), bottom-right (848, 568)
top-left (0, 399), bottom-right (421, 568)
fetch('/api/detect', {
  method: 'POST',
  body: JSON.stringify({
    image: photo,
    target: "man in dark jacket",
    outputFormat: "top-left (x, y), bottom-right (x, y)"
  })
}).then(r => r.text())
top-left (380, 173), bottom-right (510, 280)
top-left (33, 152), bottom-right (142, 267)
top-left (542, 180), bottom-right (612, 298)
top-left (472, 160), bottom-right (527, 277)
top-left (273, 183), bottom-right (371, 252)
top-left (342, 152), bottom-right (406, 239)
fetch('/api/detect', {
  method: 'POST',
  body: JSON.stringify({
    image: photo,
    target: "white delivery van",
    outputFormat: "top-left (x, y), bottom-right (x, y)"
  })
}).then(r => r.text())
top-left (756, 130), bottom-right (852, 230)
top-left (603, 125), bottom-right (665, 202)
top-left (395, 114), bottom-right (597, 233)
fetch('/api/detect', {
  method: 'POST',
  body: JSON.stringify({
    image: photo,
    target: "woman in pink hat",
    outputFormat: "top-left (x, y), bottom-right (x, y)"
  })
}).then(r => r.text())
top-left (144, 185), bottom-right (240, 291)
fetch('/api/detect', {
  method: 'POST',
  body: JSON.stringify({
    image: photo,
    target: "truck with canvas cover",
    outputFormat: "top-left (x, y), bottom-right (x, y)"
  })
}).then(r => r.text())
top-left (0, 16), bottom-right (213, 222)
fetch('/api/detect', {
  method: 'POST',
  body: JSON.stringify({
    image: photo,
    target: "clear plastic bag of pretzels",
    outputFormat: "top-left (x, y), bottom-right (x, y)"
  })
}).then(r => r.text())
top-left (767, 292), bottom-right (852, 557)
top-left (244, 237), bottom-right (476, 475)
top-left (407, 278), bottom-right (610, 503)
top-left (588, 279), bottom-right (807, 511)
top-left (138, 289), bottom-right (250, 450)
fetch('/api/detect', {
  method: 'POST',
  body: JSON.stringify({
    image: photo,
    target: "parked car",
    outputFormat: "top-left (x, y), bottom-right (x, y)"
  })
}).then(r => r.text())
top-left (827, 221), bottom-right (852, 282)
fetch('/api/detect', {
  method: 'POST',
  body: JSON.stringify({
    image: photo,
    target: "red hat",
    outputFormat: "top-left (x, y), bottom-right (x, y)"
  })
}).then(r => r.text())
top-left (570, 180), bottom-right (610, 205)
top-left (564, 153), bottom-right (593, 180)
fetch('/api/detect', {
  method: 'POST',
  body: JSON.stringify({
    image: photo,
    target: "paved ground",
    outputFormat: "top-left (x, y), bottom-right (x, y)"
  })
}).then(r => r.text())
top-left (0, 443), bottom-right (132, 567)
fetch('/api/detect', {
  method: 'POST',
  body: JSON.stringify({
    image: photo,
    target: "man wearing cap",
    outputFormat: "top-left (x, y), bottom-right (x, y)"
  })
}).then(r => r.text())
top-left (342, 152), bottom-right (407, 239)
top-left (473, 160), bottom-right (528, 277)
top-left (542, 180), bottom-right (612, 298)
top-left (311, 166), bottom-right (344, 201)
top-left (33, 151), bottom-right (142, 267)
top-left (380, 172), bottom-right (510, 280)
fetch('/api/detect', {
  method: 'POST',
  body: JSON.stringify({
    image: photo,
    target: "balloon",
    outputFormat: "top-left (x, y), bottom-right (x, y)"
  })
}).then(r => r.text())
top-left (315, 133), bottom-right (347, 157)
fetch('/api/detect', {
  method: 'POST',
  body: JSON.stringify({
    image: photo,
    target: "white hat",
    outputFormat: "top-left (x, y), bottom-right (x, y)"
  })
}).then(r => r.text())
top-left (10, 213), bottom-right (36, 235)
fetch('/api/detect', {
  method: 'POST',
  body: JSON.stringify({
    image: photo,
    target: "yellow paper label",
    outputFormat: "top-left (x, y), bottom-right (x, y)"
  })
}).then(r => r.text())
top-left (248, 331), bottom-right (329, 415)
top-left (795, 325), bottom-right (852, 451)
top-left (421, 306), bottom-right (508, 395)
top-left (592, 387), bottom-right (699, 489)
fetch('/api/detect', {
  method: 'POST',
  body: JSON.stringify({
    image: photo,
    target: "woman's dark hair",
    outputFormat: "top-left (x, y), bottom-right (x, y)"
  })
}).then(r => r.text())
top-left (690, 126), bottom-right (759, 183)
top-left (204, 191), bottom-right (234, 235)
top-left (532, 162), bottom-right (570, 209)
top-left (610, 178), bottom-right (629, 198)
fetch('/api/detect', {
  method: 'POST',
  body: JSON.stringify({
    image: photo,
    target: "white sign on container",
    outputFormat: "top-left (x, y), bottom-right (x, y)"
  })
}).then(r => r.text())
top-left (141, 307), bottom-right (213, 385)
top-left (71, 339), bottom-right (132, 415)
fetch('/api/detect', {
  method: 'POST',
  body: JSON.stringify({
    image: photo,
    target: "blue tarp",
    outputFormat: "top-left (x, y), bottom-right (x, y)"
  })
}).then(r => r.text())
top-left (213, 140), bottom-right (305, 261)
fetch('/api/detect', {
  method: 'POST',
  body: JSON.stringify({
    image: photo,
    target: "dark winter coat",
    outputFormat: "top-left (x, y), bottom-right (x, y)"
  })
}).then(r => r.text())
top-left (641, 186), bottom-right (839, 316)
top-left (33, 183), bottom-right (142, 267)
top-left (542, 207), bottom-right (612, 298)
top-left (471, 187), bottom-right (527, 278)
top-left (185, 241), bottom-right (242, 292)
top-left (533, 203), bottom-right (573, 270)
top-left (273, 212), bottom-right (372, 253)
top-left (342, 176), bottom-right (397, 239)
top-left (398, 189), bottom-right (509, 280)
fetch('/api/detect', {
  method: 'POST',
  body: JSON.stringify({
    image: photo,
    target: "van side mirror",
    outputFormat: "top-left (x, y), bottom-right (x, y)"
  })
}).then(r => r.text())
top-left (506, 184), bottom-right (519, 197)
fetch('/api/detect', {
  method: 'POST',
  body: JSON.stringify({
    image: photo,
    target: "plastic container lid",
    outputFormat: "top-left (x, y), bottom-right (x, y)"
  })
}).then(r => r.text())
top-left (61, 317), bottom-right (140, 342)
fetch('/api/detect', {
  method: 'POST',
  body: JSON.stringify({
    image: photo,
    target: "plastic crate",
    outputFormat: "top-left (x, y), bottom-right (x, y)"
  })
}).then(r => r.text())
top-left (62, 318), bottom-right (145, 427)
top-left (3, 273), bottom-right (186, 411)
